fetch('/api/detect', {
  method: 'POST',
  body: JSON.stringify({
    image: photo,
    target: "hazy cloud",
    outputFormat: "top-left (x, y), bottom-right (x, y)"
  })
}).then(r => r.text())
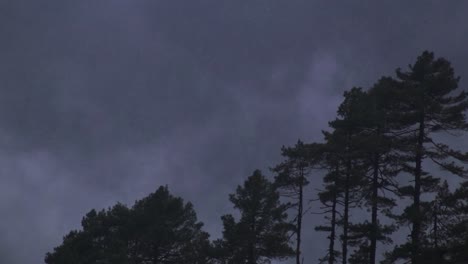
top-left (0, 1), bottom-right (467, 263)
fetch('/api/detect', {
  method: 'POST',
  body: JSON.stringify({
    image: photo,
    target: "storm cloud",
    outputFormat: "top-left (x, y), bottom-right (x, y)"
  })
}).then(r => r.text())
top-left (0, 1), bottom-right (468, 263)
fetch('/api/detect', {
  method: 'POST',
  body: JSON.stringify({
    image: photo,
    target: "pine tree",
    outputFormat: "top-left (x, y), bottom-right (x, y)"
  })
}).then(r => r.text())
top-left (389, 51), bottom-right (468, 264)
top-left (273, 140), bottom-right (323, 264)
top-left (130, 186), bottom-right (212, 263)
top-left (326, 87), bottom-right (370, 264)
top-left (218, 170), bottom-right (295, 264)
top-left (314, 88), bottom-right (370, 264)
top-left (315, 166), bottom-right (341, 264)
top-left (346, 79), bottom-right (401, 264)
top-left (45, 186), bottom-right (213, 264)
top-left (319, 85), bottom-right (402, 264)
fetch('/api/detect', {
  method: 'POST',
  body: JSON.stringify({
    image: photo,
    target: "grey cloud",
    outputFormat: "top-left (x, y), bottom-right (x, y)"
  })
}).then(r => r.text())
top-left (0, 1), bottom-right (468, 263)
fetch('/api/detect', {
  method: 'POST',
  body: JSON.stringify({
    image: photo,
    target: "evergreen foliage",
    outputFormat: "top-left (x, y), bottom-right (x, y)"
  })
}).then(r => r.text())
top-left (216, 170), bottom-right (295, 264)
top-left (45, 186), bottom-right (212, 264)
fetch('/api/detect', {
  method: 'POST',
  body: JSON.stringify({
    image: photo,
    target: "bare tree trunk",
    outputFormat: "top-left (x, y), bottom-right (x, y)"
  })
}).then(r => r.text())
top-left (296, 170), bottom-right (304, 264)
top-left (329, 190), bottom-right (338, 264)
top-left (342, 158), bottom-right (351, 264)
top-left (412, 115), bottom-right (424, 264)
top-left (370, 153), bottom-right (379, 264)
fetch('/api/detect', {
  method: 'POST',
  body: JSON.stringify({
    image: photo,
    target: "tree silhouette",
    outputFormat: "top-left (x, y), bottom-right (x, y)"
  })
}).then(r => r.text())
top-left (325, 87), bottom-right (371, 264)
top-left (45, 186), bottom-right (213, 264)
top-left (217, 170), bottom-right (294, 264)
top-left (273, 140), bottom-right (323, 264)
top-left (388, 51), bottom-right (468, 264)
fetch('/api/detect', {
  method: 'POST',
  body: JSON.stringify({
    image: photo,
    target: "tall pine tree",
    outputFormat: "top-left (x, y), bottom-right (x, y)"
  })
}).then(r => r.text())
top-left (388, 51), bottom-right (468, 264)
top-left (319, 87), bottom-right (370, 264)
top-left (347, 79), bottom-right (401, 264)
top-left (273, 140), bottom-right (323, 264)
top-left (217, 170), bottom-right (294, 264)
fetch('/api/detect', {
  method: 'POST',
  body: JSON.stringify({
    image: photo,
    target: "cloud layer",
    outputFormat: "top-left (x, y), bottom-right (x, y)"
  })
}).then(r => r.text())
top-left (0, 1), bottom-right (468, 263)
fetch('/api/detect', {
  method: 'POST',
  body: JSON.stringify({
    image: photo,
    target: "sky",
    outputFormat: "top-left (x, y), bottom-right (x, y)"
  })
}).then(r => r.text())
top-left (1, 1), bottom-right (468, 263)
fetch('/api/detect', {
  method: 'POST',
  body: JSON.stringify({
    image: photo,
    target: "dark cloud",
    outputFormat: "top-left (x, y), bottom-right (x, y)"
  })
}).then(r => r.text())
top-left (0, 1), bottom-right (468, 263)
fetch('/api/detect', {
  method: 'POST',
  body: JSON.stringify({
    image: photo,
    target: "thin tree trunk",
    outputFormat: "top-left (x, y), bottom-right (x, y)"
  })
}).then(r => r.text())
top-left (370, 153), bottom-right (379, 264)
top-left (249, 214), bottom-right (256, 264)
top-left (412, 115), bottom-right (424, 264)
top-left (296, 169), bottom-right (304, 264)
top-left (329, 189), bottom-right (338, 264)
top-left (433, 203), bottom-right (441, 263)
top-left (433, 206), bottom-right (438, 249)
top-left (342, 158), bottom-right (351, 264)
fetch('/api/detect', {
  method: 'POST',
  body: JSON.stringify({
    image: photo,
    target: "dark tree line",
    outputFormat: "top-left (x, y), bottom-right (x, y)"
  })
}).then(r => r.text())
top-left (45, 51), bottom-right (468, 264)
top-left (46, 174), bottom-right (295, 264)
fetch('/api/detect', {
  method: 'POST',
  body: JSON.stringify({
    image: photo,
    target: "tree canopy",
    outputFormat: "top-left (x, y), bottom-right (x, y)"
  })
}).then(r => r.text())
top-left (45, 186), bottom-right (212, 264)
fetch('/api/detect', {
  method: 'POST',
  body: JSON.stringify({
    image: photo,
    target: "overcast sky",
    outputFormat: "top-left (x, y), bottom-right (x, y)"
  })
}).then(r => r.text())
top-left (1, 1), bottom-right (468, 263)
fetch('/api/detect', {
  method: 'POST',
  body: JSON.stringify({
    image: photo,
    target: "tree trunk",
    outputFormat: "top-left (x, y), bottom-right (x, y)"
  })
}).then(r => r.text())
top-left (433, 204), bottom-right (438, 249)
top-left (329, 189), bottom-right (337, 264)
top-left (249, 214), bottom-right (256, 264)
top-left (296, 169), bottom-right (304, 264)
top-left (370, 153), bottom-right (379, 264)
top-left (342, 158), bottom-right (351, 264)
top-left (412, 115), bottom-right (424, 264)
